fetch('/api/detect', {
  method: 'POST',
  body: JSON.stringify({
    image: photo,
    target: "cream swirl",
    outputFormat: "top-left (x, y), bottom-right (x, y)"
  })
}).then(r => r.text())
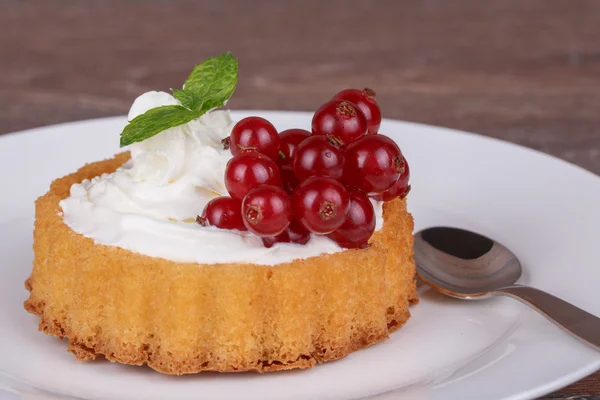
top-left (59, 92), bottom-right (384, 265)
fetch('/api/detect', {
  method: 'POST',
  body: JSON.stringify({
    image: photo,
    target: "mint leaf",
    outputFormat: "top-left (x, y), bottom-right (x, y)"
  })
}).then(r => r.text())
top-left (120, 105), bottom-right (199, 147)
top-left (181, 51), bottom-right (238, 112)
top-left (120, 52), bottom-right (238, 147)
top-left (171, 88), bottom-right (202, 110)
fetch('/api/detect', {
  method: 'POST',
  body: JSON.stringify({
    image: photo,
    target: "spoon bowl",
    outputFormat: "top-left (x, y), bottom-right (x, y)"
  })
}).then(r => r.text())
top-left (414, 227), bottom-right (522, 299)
top-left (413, 226), bottom-right (600, 351)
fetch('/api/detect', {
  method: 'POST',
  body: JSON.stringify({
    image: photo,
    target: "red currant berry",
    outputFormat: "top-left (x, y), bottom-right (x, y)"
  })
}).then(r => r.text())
top-left (262, 219), bottom-right (311, 248)
top-left (292, 176), bottom-right (350, 234)
top-left (225, 152), bottom-right (281, 199)
top-left (292, 135), bottom-right (344, 181)
top-left (332, 88), bottom-right (382, 135)
top-left (278, 128), bottom-right (311, 166)
top-left (311, 100), bottom-right (368, 146)
top-left (280, 165), bottom-right (299, 195)
top-left (198, 196), bottom-right (246, 231)
top-left (230, 117), bottom-right (280, 160)
top-left (343, 134), bottom-right (403, 194)
top-left (328, 189), bottom-right (376, 249)
top-left (370, 155), bottom-right (410, 201)
top-left (242, 185), bottom-right (292, 237)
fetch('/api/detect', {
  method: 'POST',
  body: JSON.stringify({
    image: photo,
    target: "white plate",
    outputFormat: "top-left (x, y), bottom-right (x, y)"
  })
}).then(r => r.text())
top-left (0, 111), bottom-right (599, 400)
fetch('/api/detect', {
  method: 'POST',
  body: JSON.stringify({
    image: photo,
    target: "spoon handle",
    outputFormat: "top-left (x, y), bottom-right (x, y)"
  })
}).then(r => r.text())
top-left (494, 285), bottom-right (600, 351)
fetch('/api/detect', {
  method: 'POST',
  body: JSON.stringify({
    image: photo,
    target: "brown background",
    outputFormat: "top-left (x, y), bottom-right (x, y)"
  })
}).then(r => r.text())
top-left (2, 1), bottom-right (599, 398)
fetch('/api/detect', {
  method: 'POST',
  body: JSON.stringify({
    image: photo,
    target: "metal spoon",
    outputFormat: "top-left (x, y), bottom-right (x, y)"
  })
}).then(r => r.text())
top-left (413, 226), bottom-right (600, 351)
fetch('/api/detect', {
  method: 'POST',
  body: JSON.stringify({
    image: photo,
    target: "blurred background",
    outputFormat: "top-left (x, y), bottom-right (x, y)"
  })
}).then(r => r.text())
top-left (1, 0), bottom-right (599, 397)
top-left (3, 1), bottom-right (600, 174)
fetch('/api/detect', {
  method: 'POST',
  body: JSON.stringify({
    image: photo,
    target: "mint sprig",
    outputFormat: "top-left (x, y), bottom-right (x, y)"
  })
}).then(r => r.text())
top-left (120, 52), bottom-right (238, 147)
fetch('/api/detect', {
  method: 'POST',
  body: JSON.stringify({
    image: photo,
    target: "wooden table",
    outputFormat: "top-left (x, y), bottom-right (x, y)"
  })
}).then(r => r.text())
top-left (2, 1), bottom-right (599, 398)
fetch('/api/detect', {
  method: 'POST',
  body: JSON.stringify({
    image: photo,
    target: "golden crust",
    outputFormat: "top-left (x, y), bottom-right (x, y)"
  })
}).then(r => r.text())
top-left (24, 153), bottom-right (417, 374)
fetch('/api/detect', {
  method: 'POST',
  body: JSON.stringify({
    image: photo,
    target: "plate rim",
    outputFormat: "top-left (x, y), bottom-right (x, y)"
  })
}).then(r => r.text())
top-left (4, 110), bottom-right (600, 182)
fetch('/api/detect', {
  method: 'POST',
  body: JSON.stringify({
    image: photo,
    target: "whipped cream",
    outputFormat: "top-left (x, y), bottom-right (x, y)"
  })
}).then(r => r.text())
top-left (59, 92), bottom-right (384, 266)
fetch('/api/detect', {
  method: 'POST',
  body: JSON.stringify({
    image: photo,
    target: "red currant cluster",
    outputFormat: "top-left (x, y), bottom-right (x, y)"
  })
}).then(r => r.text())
top-left (197, 88), bottom-right (410, 249)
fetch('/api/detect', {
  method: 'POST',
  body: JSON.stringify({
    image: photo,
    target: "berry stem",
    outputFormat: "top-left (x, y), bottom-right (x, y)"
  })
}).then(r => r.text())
top-left (196, 215), bottom-right (208, 226)
top-left (221, 137), bottom-right (231, 150)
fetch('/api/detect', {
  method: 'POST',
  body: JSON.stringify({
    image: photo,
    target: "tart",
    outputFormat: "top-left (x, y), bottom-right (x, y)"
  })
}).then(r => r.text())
top-left (24, 53), bottom-right (418, 374)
